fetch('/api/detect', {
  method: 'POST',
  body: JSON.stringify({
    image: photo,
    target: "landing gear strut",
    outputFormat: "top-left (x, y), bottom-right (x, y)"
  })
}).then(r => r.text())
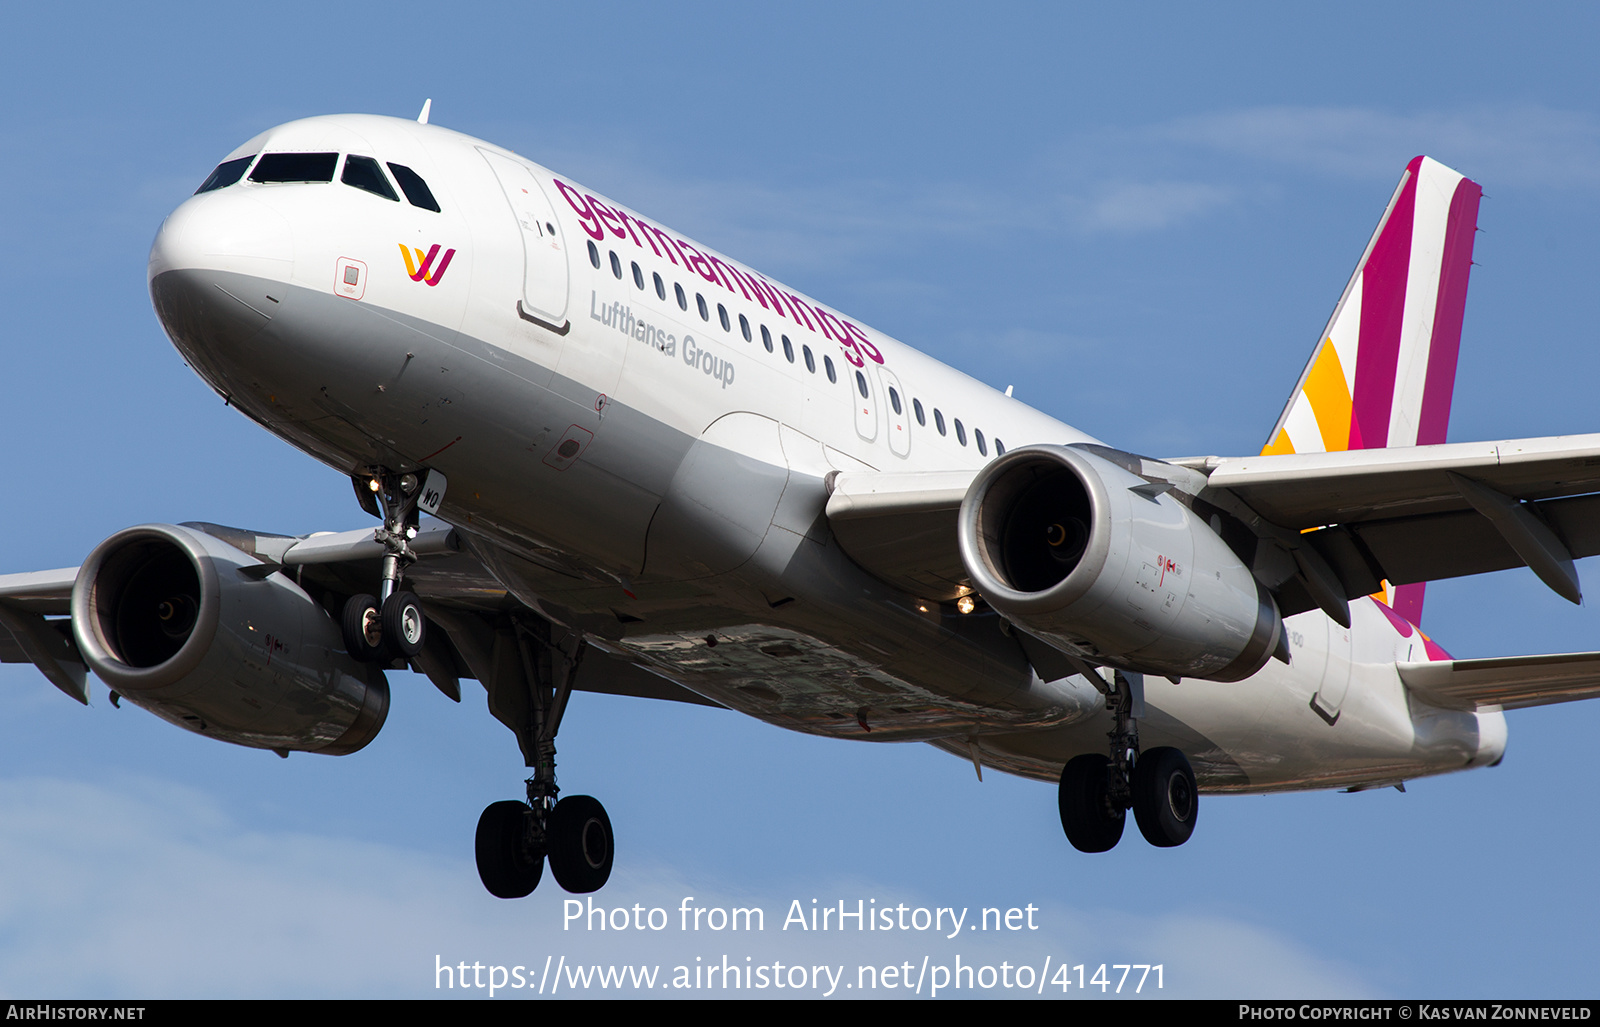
top-left (474, 617), bottom-right (614, 897)
top-left (341, 469), bottom-right (428, 663)
top-left (1057, 669), bottom-right (1198, 851)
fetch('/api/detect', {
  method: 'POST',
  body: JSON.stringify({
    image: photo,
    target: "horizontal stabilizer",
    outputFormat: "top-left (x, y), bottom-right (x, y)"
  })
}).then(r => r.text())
top-left (1399, 651), bottom-right (1600, 712)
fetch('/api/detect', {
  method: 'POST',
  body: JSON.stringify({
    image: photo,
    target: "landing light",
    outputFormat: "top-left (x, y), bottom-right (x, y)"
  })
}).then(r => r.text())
top-left (956, 596), bottom-right (976, 615)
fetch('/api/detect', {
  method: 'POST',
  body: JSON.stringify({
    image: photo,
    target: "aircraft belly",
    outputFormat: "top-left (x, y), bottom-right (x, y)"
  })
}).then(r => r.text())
top-left (615, 624), bottom-right (1102, 740)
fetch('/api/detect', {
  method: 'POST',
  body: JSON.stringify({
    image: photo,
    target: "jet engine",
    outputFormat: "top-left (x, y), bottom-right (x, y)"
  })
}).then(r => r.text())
top-left (959, 445), bottom-right (1281, 682)
top-left (70, 523), bottom-right (388, 754)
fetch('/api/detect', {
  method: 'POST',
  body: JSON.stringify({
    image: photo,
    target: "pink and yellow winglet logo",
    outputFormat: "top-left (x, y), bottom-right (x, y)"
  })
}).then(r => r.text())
top-left (398, 243), bottom-right (456, 286)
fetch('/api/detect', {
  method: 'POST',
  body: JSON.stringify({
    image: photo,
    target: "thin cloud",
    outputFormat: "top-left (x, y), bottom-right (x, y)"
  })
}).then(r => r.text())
top-left (1154, 104), bottom-right (1600, 188)
top-left (1074, 181), bottom-right (1235, 234)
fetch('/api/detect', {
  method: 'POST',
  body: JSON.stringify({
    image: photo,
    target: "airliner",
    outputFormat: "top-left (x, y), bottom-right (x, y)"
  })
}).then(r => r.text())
top-left (5, 105), bottom-right (1599, 897)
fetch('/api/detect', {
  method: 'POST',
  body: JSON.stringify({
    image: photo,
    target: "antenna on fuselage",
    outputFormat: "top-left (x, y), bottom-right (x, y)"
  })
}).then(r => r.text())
top-left (417, 98), bottom-right (432, 125)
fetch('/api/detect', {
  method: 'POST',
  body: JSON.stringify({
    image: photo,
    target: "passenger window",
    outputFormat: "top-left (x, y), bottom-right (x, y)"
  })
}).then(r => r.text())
top-left (855, 371), bottom-right (869, 398)
top-left (341, 155), bottom-right (398, 201)
top-left (675, 283), bottom-right (688, 310)
top-left (610, 251), bottom-right (622, 279)
top-left (782, 335), bottom-right (795, 363)
top-left (824, 355), bottom-right (837, 383)
top-left (697, 294), bottom-right (709, 321)
top-left (386, 163), bottom-right (441, 212)
top-left (934, 409), bottom-right (946, 436)
top-left (654, 272), bottom-right (666, 300)
top-left (632, 261), bottom-right (644, 289)
top-left (249, 152), bottom-right (338, 183)
top-left (803, 345), bottom-right (815, 373)
top-left (588, 241), bottom-right (600, 268)
top-left (761, 325), bottom-right (774, 353)
top-left (913, 399), bottom-right (925, 426)
top-left (888, 387), bottom-right (902, 415)
top-left (995, 439), bottom-right (1006, 455)
top-left (955, 419), bottom-right (967, 446)
top-left (195, 155), bottom-right (254, 194)
top-left (975, 429), bottom-right (987, 455)
top-left (739, 314), bottom-right (752, 342)
top-left (718, 303), bottom-right (730, 331)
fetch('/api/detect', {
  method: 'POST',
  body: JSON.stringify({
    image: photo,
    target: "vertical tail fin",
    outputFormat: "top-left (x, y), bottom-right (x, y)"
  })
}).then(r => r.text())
top-left (1264, 156), bottom-right (1483, 623)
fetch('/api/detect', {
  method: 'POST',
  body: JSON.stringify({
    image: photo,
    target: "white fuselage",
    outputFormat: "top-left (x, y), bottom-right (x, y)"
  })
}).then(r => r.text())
top-left (146, 114), bottom-right (1505, 792)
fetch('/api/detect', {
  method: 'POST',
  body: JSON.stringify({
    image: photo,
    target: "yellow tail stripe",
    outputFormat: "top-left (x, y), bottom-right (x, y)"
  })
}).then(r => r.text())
top-left (1303, 339), bottom-right (1353, 453)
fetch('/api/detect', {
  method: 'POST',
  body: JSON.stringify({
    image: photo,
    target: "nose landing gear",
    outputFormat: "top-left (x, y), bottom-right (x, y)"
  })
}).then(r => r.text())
top-left (340, 469), bottom-right (431, 664)
top-left (1057, 669), bottom-right (1199, 852)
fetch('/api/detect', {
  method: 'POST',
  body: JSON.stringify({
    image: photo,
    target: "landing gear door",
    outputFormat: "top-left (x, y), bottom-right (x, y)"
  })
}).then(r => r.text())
top-left (478, 149), bottom-right (570, 327)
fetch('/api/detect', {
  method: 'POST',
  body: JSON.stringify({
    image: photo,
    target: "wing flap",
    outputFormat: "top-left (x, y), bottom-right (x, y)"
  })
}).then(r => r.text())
top-left (1296, 492), bottom-right (1600, 601)
top-left (824, 470), bottom-right (975, 601)
top-left (1399, 651), bottom-right (1600, 712)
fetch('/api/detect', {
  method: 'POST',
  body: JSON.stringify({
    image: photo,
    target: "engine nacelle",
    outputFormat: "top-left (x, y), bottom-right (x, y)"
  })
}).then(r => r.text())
top-left (70, 523), bottom-right (388, 754)
top-left (959, 445), bottom-right (1281, 682)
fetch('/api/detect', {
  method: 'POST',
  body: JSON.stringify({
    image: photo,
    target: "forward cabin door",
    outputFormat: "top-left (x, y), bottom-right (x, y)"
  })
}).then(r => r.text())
top-left (479, 149), bottom-right (570, 327)
top-left (875, 365), bottom-right (911, 458)
top-left (850, 365), bottom-right (879, 443)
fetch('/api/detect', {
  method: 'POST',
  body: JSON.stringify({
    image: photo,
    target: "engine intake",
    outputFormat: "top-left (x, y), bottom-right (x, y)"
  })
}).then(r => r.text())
top-left (71, 523), bottom-right (388, 754)
top-left (959, 445), bottom-right (1281, 682)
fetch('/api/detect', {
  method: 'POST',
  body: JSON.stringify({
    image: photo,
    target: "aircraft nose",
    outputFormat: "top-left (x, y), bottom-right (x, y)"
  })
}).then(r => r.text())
top-left (148, 191), bottom-right (294, 282)
top-left (148, 192), bottom-right (296, 388)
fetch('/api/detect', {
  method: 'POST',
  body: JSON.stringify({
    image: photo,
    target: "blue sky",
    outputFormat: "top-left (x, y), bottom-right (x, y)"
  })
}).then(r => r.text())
top-left (2, 2), bottom-right (1599, 999)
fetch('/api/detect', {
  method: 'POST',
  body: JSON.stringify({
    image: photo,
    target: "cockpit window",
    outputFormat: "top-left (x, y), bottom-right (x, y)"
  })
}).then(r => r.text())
top-left (387, 163), bottom-right (441, 212)
top-left (195, 155), bottom-right (254, 194)
top-left (341, 155), bottom-right (399, 201)
top-left (249, 152), bottom-right (339, 183)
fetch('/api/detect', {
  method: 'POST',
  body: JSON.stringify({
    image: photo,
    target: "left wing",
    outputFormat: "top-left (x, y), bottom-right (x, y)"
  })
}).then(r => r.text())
top-left (824, 432), bottom-right (1600, 623)
top-left (1185, 432), bottom-right (1600, 609)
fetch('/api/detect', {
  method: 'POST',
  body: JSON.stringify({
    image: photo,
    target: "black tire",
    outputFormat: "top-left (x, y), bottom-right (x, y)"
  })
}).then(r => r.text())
top-left (341, 594), bottom-right (387, 663)
top-left (475, 800), bottom-right (543, 899)
top-left (381, 591), bottom-right (426, 658)
top-left (1058, 753), bottom-right (1125, 853)
top-left (1131, 746), bottom-right (1198, 848)
top-left (547, 795), bottom-right (614, 893)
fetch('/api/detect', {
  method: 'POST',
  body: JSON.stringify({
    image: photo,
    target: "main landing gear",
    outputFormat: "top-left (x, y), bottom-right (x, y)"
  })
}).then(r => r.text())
top-left (474, 617), bottom-right (614, 898)
top-left (1058, 669), bottom-right (1198, 852)
top-left (340, 468), bottom-right (614, 897)
top-left (341, 468), bottom-right (428, 665)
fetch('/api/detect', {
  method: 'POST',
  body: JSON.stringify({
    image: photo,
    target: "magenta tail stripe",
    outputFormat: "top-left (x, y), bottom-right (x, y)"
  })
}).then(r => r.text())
top-left (1393, 582), bottom-right (1427, 626)
top-left (1415, 177), bottom-right (1483, 447)
top-left (1348, 158), bottom-right (1421, 451)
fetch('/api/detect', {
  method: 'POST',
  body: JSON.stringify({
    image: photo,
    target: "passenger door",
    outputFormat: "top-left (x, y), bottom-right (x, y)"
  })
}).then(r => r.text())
top-left (479, 149), bottom-right (570, 327)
